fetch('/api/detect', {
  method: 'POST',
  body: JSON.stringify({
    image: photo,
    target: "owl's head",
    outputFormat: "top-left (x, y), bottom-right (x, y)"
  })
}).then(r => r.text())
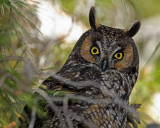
top-left (68, 7), bottom-right (140, 75)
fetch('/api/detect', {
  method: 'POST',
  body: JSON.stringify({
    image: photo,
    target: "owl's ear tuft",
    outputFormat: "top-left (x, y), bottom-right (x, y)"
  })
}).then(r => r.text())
top-left (124, 21), bottom-right (141, 37)
top-left (89, 7), bottom-right (99, 30)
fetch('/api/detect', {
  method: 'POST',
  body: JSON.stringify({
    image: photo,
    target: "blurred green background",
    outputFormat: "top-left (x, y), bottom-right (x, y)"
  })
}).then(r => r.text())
top-left (0, 0), bottom-right (160, 128)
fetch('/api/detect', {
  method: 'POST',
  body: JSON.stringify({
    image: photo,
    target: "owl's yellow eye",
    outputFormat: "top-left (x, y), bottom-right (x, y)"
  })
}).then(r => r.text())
top-left (91, 47), bottom-right (99, 55)
top-left (114, 52), bottom-right (123, 59)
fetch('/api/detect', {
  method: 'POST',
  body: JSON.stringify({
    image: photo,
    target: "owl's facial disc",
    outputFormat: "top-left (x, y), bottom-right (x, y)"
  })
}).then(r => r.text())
top-left (80, 35), bottom-right (134, 71)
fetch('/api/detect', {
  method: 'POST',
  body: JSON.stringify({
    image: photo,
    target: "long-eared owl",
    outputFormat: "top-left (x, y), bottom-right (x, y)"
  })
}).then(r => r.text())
top-left (22, 7), bottom-right (141, 128)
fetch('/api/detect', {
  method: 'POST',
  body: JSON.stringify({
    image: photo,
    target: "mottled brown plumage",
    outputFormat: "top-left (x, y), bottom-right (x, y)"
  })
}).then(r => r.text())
top-left (20, 7), bottom-right (141, 128)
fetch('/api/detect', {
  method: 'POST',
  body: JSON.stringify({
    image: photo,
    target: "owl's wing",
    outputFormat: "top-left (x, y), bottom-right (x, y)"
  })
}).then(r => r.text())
top-left (41, 75), bottom-right (64, 92)
top-left (42, 65), bottom-right (102, 95)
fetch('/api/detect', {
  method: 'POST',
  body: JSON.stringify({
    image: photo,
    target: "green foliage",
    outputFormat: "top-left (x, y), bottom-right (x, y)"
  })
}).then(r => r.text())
top-left (0, 68), bottom-right (23, 127)
top-left (0, 0), bottom-right (37, 51)
top-left (61, 0), bottom-right (75, 13)
top-left (0, 0), bottom-right (38, 127)
top-left (96, 0), bottom-right (112, 7)
top-left (130, 42), bottom-right (160, 127)
top-left (134, 0), bottom-right (160, 18)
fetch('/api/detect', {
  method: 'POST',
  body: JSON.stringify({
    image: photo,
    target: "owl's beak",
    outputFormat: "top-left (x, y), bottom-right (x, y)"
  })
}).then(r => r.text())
top-left (101, 58), bottom-right (108, 71)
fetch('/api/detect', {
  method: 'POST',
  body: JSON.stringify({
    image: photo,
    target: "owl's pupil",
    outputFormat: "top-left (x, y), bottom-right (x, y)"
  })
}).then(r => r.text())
top-left (117, 53), bottom-right (120, 57)
top-left (93, 49), bottom-right (97, 53)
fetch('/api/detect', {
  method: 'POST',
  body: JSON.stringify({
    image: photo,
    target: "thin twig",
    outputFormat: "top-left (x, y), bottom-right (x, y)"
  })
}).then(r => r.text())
top-left (28, 106), bottom-right (36, 128)
top-left (0, 74), bottom-right (9, 87)
top-left (0, 69), bottom-right (32, 93)
top-left (35, 88), bottom-right (67, 128)
top-left (63, 96), bottom-right (73, 128)
top-left (143, 41), bottom-right (160, 68)
top-left (0, 56), bottom-right (29, 63)
top-left (51, 94), bottom-right (138, 116)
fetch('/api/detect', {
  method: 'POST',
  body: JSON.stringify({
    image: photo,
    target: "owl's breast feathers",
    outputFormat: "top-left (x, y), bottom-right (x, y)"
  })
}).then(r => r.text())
top-left (40, 66), bottom-right (139, 128)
